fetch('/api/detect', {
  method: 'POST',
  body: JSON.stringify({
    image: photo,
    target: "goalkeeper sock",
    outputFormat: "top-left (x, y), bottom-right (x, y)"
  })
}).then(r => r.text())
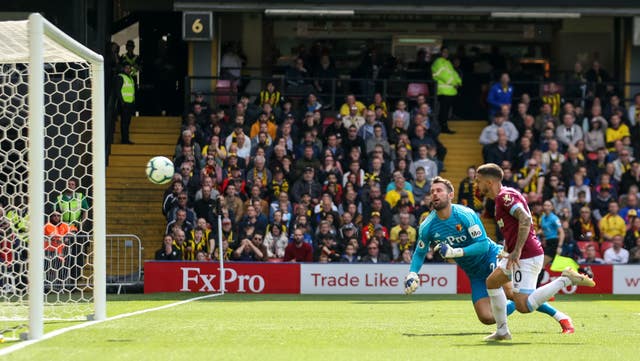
top-left (487, 288), bottom-right (509, 333)
top-left (526, 277), bottom-right (571, 311)
top-left (535, 302), bottom-right (568, 321)
top-left (506, 300), bottom-right (516, 316)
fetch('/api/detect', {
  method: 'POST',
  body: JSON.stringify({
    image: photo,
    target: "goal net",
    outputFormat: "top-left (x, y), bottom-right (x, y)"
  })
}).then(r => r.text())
top-left (0, 14), bottom-right (105, 340)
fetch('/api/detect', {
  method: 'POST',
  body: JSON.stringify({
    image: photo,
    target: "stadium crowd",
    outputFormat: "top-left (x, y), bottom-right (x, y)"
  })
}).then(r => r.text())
top-left (155, 56), bottom-right (640, 267)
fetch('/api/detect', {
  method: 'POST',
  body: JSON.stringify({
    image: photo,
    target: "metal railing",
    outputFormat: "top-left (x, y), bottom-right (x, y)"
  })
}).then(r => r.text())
top-left (184, 75), bottom-right (437, 113)
top-left (106, 234), bottom-right (143, 294)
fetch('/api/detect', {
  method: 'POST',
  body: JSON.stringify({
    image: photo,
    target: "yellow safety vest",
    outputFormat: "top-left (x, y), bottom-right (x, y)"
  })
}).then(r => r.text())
top-left (57, 193), bottom-right (85, 224)
top-left (121, 54), bottom-right (139, 77)
top-left (119, 73), bottom-right (135, 103)
top-left (431, 57), bottom-right (461, 96)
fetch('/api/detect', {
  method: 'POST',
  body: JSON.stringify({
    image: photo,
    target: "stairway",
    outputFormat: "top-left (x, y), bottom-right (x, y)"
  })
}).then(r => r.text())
top-left (108, 116), bottom-right (181, 261)
top-left (438, 120), bottom-right (497, 239)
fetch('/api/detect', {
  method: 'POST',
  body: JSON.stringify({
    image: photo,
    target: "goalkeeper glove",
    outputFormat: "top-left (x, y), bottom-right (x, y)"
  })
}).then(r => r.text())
top-left (404, 272), bottom-right (419, 295)
top-left (434, 243), bottom-right (464, 258)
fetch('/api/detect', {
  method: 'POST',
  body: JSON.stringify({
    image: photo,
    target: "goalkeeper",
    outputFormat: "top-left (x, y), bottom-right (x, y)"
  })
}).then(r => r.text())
top-left (404, 177), bottom-right (574, 333)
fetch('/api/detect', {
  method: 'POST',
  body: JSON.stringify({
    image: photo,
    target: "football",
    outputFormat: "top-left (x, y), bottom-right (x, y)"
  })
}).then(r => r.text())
top-left (145, 156), bottom-right (174, 185)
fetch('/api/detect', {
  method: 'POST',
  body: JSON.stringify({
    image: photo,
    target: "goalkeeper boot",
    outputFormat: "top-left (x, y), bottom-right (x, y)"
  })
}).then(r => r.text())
top-left (559, 318), bottom-right (575, 334)
top-left (484, 330), bottom-right (512, 341)
top-left (561, 267), bottom-right (596, 287)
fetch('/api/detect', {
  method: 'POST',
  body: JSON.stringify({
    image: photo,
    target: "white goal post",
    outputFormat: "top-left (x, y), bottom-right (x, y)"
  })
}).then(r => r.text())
top-left (0, 13), bottom-right (106, 340)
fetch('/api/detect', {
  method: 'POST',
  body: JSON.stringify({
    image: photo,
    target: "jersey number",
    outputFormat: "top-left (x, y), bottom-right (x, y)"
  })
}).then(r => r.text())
top-left (514, 270), bottom-right (522, 283)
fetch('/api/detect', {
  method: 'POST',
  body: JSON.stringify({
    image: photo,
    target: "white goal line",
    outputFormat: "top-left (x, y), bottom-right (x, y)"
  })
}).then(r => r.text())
top-left (0, 293), bottom-right (223, 357)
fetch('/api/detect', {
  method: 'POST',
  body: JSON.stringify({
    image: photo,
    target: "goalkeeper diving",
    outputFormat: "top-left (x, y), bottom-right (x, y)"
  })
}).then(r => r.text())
top-left (404, 176), bottom-right (575, 333)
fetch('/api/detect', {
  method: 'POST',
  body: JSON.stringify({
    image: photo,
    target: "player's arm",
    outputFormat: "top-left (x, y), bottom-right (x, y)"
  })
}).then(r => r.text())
top-left (557, 220), bottom-right (565, 253)
top-left (509, 206), bottom-right (532, 265)
top-left (405, 234), bottom-right (430, 295)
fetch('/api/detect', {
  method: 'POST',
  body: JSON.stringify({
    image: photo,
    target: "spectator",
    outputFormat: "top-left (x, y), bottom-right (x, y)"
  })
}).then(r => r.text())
top-left (599, 201), bottom-right (626, 242)
top-left (571, 206), bottom-right (600, 243)
top-left (556, 113), bottom-right (584, 152)
top-left (116, 63), bottom-right (136, 144)
top-left (410, 145), bottom-right (438, 181)
top-left (233, 234), bottom-right (268, 261)
top-left (313, 55), bottom-right (339, 104)
top-left (478, 113), bottom-right (519, 146)
top-left (620, 161), bottom-right (640, 196)
top-left (627, 92), bottom-right (640, 128)
top-left (605, 114), bottom-right (630, 152)
top-left (339, 94), bottom-right (366, 117)
top-left (155, 234), bottom-right (182, 261)
top-left (578, 244), bottom-right (604, 265)
top-left (515, 158), bottom-right (544, 196)
top-left (360, 239), bottom-right (391, 263)
top-left (585, 61), bottom-right (610, 99)
top-left (365, 124), bottom-right (391, 156)
top-left (342, 103), bottom-right (366, 131)
top-left (257, 81), bottom-right (282, 108)
top-left (431, 47), bottom-right (461, 134)
top-left (411, 167), bottom-right (431, 204)
top-left (568, 173), bottom-right (591, 205)
top-left (165, 208), bottom-right (194, 236)
top-left (167, 191), bottom-right (197, 224)
top-left (561, 146), bottom-right (585, 186)
top-left (484, 131), bottom-right (516, 165)
top-left (603, 235), bottom-right (629, 264)
top-left (612, 149), bottom-right (634, 183)
top-left (358, 109), bottom-right (387, 142)
top-left (584, 116), bottom-right (607, 154)
top-left (550, 186), bottom-right (571, 217)
top-left (284, 228), bottom-right (314, 262)
top-left (314, 233), bottom-right (341, 262)
top-left (625, 216), bottom-right (640, 250)
top-left (293, 166), bottom-right (323, 205)
top-left (391, 99), bottom-right (411, 131)
top-left (263, 223), bottom-right (288, 259)
top-left (55, 178), bottom-right (89, 232)
top-left (385, 172), bottom-right (416, 209)
top-left (629, 237), bottom-right (640, 264)
top-left (486, 72), bottom-right (513, 117)
top-left (340, 241), bottom-right (360, 263)
top-left (535, 104), bottom-right (558, 134)
top-left (368, 92), bottom-right (389, 119)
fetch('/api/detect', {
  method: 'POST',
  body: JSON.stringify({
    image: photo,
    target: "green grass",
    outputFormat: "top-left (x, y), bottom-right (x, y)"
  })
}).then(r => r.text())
top-left (3, 294), bottom-right (640, 361)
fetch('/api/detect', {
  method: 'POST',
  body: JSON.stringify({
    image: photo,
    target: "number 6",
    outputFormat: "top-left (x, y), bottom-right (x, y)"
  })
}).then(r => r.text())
top-left (192, 18), bottom-right (203, 33)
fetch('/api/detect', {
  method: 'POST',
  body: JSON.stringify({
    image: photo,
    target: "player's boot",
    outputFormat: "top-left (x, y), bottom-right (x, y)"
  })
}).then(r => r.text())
top-left (559, 318), bottom-right (575, 334)
top-left (561, 267), bottom-right (596, 287)
top-left (484, 331), bottom-right (512, 341)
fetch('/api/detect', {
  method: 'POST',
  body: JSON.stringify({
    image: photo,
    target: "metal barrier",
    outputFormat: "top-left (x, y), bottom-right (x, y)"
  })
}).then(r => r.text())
top-left (106, 234), bottom-right (143, 294)
top-left (184, 75), bottom-right (437, 113)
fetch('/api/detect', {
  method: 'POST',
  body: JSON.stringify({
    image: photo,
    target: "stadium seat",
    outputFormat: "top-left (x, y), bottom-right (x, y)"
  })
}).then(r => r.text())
top-left (599, 241), bottom-right (613, 254)
top-left (322, 116), bottom-right (336, 130)
top-left (406, 83), bottom-right (429, 99)
top-left (576, 241), bottom-right (599, 257)
top-left (215, 79), bottom-right (237, 106)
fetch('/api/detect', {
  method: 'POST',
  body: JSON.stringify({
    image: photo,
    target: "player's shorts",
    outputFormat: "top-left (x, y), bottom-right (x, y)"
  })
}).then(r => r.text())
top-left (469, 245), bottom-right (502, 303)
top-left (497, 254), bottom-right (543, 295)
top-left (542, 238), bottom-right (559, 257)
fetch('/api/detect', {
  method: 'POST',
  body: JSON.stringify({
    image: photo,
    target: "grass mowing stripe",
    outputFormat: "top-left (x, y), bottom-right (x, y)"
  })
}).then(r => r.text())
top-left (0, 293), bottom-right (223, 357)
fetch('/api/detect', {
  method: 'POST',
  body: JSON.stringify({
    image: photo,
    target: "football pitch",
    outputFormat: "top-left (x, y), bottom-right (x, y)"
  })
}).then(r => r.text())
top-left (2, 294), bottom-right (638, 361)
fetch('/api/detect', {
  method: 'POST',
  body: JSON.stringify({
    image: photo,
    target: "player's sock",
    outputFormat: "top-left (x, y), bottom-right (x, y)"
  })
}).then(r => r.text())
top-left (536, 302), bottom-right (560, 318)
top-left (487, 288), bottom-right (509, 334)
top-left (526, 277), bottom-right (571, 311)
top-left (506, 300), bottom-right (516, 316)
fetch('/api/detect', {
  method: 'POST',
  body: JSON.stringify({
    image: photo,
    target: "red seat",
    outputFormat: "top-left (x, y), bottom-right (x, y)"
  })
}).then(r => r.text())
top-left (406, 83), bottom-right (429, 99)
top-left (599, 241), bottom-right (613, 254)
top-left (322, 116), bottom-right (336, 131)
top-left (215, 79), bottom-right (237, 106)
top-left (576, 241), bottom-right (599, 257)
